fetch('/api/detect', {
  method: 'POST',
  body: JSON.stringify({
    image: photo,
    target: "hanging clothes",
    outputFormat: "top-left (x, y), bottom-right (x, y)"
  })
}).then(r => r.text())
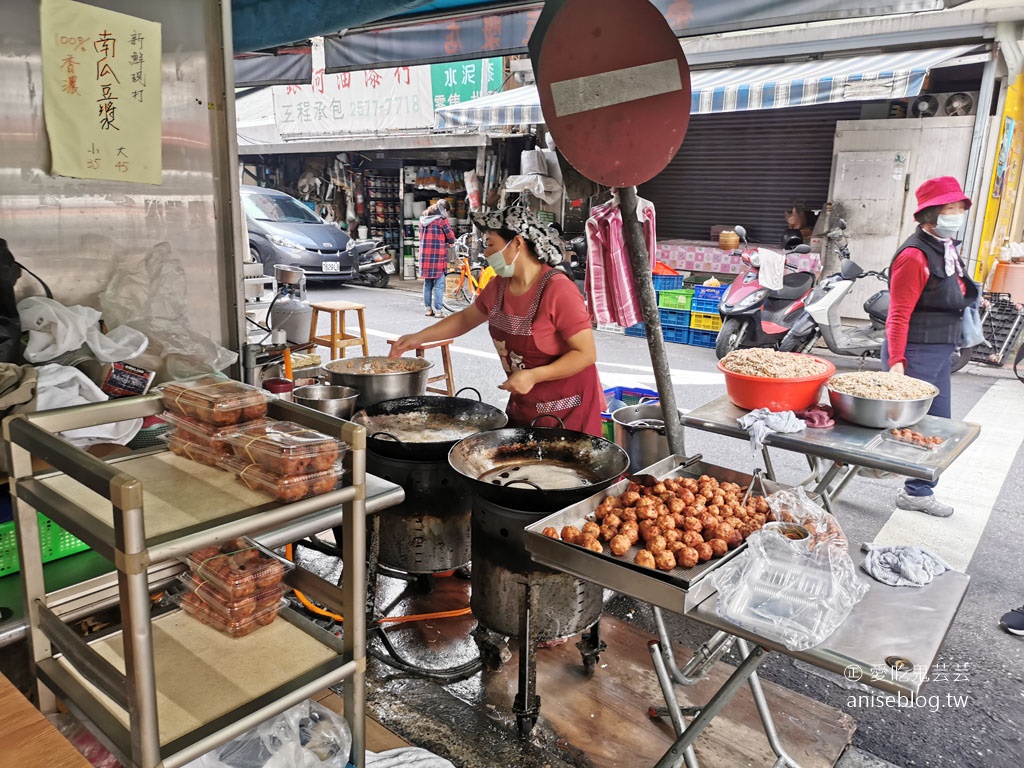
top-left (585, 195), bottom-right (657, 327)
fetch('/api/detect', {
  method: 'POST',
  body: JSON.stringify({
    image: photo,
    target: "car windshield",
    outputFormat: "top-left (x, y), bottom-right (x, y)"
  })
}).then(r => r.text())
top-left (243, 191), bottom-right (322, 224)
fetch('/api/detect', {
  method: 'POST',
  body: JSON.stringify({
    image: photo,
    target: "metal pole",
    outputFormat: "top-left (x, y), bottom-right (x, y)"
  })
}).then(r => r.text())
top-left (618, 186), bottom-right (685, 456)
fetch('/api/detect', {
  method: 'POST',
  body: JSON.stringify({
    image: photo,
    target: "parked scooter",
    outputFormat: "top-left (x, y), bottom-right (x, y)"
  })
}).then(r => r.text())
top-left (779, 220), bottom-right (972, 371)
top-left (567, 235), bottom-right (588, 281)
top-left (347, 237), bottom-right (395, 288)
top-left (715, 225), bottom-right (817, 359)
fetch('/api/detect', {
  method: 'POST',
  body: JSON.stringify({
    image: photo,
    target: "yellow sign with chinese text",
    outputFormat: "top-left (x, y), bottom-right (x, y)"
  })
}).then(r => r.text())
top-left (41, 0), bottom-right (162, 184)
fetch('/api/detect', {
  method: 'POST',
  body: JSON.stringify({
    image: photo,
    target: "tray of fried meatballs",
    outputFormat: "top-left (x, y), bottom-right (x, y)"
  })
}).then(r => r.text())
top-left (533, 460), bottom-right (775, 589)
top-left (174, 537), bottom-right (293, 638)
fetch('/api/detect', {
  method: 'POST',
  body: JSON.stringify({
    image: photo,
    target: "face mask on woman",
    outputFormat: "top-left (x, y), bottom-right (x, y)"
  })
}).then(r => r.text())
top-left (933, 213), bottom-right (966, 239)
top-left (486, 239), bottom-right (519, 278)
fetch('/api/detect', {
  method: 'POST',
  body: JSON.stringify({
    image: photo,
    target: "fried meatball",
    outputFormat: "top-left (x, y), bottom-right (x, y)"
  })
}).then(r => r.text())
top-left (619, 507), bottom-right (638, 522)
top-left (714, 523), bottom-right (735, 541)
top-left (542, 527), bottom-right (559, 539)
top-left (706, 504), bottom-right (721, 517)
top-left (682, 530), bottom-right (704, 548)
top-left (656, 514), bottom-right (676, 531)
top-left (682, 516), bottom-right (702, 533)
top-left (634, 549), bottom-right (656, 569)
top-left (560, 525), bottom-right (581, 544)
top-left (622, 491), bottom-right (641, 506)
top-left (668, 498), bottom-right (686, 515)
top-left (663, 528), bottom-right (682, 544)
top-left (668, 539), bottom-right (686, 556)
top-left (700, 513), bottom-right (720, 530)
top-left (695, 542), bottom-right (714, 562)
top-left (603, 513), bottom-right (622, 529)
top-left (678, 489), bottom-right (696, 505)
top-left (582, 521), bottom-right (601, 539)
top-left (594, 504), bottom-right (611, 521)
top-left (637, 506), bottom-right (659, 521)
top-left (609, 534), bottom-right (631, 557)
top-left (605, 495), bottom-right (624, 508)
top-left (710, 538), bottom-right (729, 557)
top-left (655, 550), bottom-right (677, 571)
top-left (639, 523), bottom-right (663, 543)
top-left (648, 535), bottom-right (668, 556)
top-left (620, 521), bottom-right (640, 545)
top-left (672, 513), bottom-right (687, 529)
top-left (579, 534), bottom-right (603, 553)
top-left (678, 546), bottom-right (700, 568)
top-left (599, 524), bottom-right (619, 542)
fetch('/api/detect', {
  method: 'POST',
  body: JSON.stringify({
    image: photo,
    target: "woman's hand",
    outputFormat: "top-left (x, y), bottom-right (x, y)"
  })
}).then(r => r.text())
top-left (499, 369), bottom-right (537, 396)
top-left (389, 334), bottom-right (418, 358)
top-left (890, 362), bottom-right (905, 375)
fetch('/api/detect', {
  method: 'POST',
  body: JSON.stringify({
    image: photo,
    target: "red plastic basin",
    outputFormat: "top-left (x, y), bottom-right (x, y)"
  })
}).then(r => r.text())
top-left (717, 355), bottom-right (836, 412)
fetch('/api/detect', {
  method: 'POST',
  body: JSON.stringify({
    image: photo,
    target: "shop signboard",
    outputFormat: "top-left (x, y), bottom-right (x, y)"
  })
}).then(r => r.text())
top-left (430, 57), bottom-right (503, 110)
top-left (530, 0), bottom-right (691, 188)
top-left (274, 64), bottom-right (433, 137)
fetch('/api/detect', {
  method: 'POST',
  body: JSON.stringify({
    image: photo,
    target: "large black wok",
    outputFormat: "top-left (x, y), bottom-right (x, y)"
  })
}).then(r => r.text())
top-left (448, 426), bottom-right (630, 511)
top-left (351, 389), bottom-right (508, 461)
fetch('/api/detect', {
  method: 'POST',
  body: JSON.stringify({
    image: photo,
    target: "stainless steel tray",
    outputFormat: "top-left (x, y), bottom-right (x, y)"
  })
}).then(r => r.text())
top-left (525, 455), bottom-right (781, 614)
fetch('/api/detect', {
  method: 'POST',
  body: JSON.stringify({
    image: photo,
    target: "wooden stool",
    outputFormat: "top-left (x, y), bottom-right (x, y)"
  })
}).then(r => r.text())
top-left (308, 301), bottom-right (370, 360)
top-left (387, 338), bottom-right (456, 396)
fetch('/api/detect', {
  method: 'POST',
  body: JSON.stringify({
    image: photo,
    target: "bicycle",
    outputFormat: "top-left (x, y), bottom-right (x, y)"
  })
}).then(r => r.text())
top-left (443, 233), bottom-right (496, 312)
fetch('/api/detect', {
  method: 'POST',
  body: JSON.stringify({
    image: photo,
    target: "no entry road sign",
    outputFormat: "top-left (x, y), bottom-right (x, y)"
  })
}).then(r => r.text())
top-left (529, 0), bottom-right (691, 188)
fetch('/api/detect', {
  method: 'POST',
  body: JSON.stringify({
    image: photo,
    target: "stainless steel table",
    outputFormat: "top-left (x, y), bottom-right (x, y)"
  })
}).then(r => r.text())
top-left (0, 472), bottom-right (404, 648)
top-left (680, 396), bottom-right (981, 513)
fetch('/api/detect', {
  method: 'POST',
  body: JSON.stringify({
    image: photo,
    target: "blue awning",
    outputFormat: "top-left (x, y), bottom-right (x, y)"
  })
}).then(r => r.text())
top-left (435, 45), bottom-right (979, 129)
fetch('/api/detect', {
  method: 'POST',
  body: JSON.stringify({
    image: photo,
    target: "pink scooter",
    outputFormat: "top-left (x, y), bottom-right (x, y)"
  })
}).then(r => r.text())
top-left (714, 225), bottom-right (818, 359)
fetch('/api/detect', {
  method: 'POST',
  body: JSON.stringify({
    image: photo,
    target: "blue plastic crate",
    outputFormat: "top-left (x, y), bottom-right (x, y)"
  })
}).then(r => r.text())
top-left (690, 296), bottom-right (722, 314)
top-left (689, 329), bottom-right (718, 349)
top-left (602, 386), bottom-right (659, 419)
top-left (694, 285), bottom-right (727, 301)
top-left (624, 323), bottom-right (646, 338)
top-left (658, 308), bottom-right (691, 328)
top-left (663, 325), bottom-right (690, 345)
top-left (652, 274), bottom-right (686, 291)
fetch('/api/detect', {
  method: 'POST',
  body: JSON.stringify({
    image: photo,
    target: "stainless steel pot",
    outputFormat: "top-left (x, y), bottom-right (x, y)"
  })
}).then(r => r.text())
top-left (611, 403), bottom-right (683, 473)
top-left (322, 356), bottom-right (432, 408)
top-left (827, 386), bottom-right (936, 429)
top-left (293, 385), bottom-right (360, 419)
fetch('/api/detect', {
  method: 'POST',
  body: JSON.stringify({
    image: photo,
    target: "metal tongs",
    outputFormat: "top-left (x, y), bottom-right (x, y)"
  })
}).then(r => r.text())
top-left (741, 467), bottom-right (770, 506)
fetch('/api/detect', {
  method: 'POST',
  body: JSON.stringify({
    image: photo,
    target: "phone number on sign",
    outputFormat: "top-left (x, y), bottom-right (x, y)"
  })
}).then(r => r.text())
top-left (349, 96), bottom-right (421, 118)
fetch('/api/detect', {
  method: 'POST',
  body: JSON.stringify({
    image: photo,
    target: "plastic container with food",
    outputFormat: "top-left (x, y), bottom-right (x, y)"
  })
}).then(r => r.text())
top-left (219, 455), bottom-right (344, 503)
top-left (223, 420), bottom-right (345, 474)
top-left (177, 572), bottom-right (289, 621)
top-left (182, 538), bottom-right (293, 601)
top-left (177, 591), bottom-right (286, 638)
top-left (160, 377), bottom-right (270, 426)
top-left (718, 350), bottom-right (835, 412)
top-left (159, 412), bottom-right (276, 453)
top-left (162, 432), bottom-right (227, 468)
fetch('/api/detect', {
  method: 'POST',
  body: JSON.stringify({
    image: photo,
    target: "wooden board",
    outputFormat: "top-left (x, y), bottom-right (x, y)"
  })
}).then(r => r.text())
top-left (1, 671), bottom-right (91, 768)
top-left (314, 690), bottom-right (411, 753)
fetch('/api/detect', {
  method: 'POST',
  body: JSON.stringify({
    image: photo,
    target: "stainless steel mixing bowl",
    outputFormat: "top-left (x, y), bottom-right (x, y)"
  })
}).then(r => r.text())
top-left (827, 386), bottom-right (936, 429)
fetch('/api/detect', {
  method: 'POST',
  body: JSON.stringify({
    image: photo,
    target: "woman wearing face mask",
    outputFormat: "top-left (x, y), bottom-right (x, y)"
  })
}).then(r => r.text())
top-left (390, 207), bottom-right (603, 436)
top-left (884, 176), bottom-right (979, 518)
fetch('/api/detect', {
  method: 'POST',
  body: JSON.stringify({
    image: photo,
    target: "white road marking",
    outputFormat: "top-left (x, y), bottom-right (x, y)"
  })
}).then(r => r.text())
top-left (872, 378), bottom-right (1024, 572)
top-left (550, 59), bottom-right (683, 117)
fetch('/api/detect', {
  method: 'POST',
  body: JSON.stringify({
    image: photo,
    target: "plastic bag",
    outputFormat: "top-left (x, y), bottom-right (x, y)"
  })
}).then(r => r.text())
top-left (710, 487), bottom-right (867, 651)
top-left (184, 699), bottom-right (352, 768)
top-left (959, 297), bottom-right (988, 348)
top-left (47, 714), bottom-right (124, 767)
top-left (98, 242), bottom-right (236, 380)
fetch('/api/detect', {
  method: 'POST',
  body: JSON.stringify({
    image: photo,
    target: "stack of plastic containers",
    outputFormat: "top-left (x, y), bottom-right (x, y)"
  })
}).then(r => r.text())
top-left (158, 378), bottom-right (348, 502)
top-left (175, 537), bottom-right (293, 638)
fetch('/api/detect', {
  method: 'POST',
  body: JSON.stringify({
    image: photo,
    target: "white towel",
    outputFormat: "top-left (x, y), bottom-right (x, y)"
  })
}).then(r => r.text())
top-left (367, 748), bottom-right (456, 767)
top-left (862, 544), bottom-right (952, 587)
top-left (754, 248), bottom-right (785, 291)
top-left (18, 296), bottom-right (148, 364)
top-left (33, 364), bottom-right (142, 446)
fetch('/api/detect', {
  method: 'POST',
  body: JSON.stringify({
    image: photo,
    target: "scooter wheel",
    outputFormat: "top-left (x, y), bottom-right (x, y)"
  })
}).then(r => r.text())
top-left (715, 318), bottom-right (748, 359)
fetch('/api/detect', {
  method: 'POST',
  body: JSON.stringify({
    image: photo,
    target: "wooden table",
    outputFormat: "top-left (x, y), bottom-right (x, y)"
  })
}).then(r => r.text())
top-left (0, 671), bottom-right (91, 768)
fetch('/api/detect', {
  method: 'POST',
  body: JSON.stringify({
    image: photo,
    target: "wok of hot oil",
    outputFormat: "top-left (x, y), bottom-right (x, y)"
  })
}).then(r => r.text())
top-left (478, 460), bottom-right (596, 490)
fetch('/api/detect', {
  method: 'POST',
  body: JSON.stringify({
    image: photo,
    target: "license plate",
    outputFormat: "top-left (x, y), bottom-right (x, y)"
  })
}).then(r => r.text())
top-left (383, 262), bottom-right (396, 274)
top-left (321, 261), bottom-right (340, 272)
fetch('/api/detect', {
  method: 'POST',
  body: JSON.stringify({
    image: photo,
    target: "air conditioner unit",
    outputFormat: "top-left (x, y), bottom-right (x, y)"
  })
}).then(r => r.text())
top-left (908, 91), bottom-right (978, 118)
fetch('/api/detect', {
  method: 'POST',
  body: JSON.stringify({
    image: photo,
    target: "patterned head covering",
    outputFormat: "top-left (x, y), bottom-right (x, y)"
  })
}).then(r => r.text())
top-left (472, 206), bottom-right (564, 266)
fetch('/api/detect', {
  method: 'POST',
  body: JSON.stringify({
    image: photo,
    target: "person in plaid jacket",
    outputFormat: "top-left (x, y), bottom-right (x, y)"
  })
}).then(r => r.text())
top-left (419, 201), bottom-right (455, 317)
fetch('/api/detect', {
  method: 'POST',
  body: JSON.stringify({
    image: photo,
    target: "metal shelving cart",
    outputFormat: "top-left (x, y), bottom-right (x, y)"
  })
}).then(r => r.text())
top-left (5, 394), bottom-right (369, 768)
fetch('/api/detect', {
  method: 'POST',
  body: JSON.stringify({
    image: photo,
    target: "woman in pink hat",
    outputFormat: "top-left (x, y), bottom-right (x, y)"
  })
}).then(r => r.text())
top-left (885, 176), bottom-right (979, 518)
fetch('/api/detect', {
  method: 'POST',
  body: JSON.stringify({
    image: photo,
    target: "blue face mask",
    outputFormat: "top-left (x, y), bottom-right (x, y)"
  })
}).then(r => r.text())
top-left (933, 213), bottom-right (965, 239)
top-left (486, 240), bottom-right (519, 278)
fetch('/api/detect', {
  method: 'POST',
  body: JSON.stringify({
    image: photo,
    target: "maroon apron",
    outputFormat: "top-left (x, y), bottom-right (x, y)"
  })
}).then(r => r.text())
top-left (488, 268), bottom-right (604, 437)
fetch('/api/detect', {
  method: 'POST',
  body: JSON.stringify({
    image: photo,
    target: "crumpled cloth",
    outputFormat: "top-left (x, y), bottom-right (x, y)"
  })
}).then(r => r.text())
top-left (18, 296), bottom-right (148, 364)
top-left (861, 544), bottom-right (952, 587)
top-left (367, 748), bottom-right (456, 767)
top-left (795, 404), bottom-right (835, 428)
top-left (737, 408), bottom-right (805, 451)
top-left (15, 364), bottom-right (142, 446)
top-left (754, 247), bottom-right (786, 290)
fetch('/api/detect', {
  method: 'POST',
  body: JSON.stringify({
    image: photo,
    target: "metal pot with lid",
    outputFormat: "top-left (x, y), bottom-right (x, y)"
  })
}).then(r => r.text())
top-left (612, 402), bottom-right (685, 473)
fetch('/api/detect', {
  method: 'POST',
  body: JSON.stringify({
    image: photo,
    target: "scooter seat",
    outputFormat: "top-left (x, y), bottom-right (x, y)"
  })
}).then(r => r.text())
top-left (768, 272), bottom-right (814, 301)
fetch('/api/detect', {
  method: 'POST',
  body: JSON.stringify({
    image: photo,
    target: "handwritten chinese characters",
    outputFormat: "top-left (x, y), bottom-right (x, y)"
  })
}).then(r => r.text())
top-left (41, 0), bottom-right (162, 184)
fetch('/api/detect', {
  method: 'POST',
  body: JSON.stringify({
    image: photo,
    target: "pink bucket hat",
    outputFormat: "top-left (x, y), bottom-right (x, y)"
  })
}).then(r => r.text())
top-left (914, 176), bottom-right (971, 214)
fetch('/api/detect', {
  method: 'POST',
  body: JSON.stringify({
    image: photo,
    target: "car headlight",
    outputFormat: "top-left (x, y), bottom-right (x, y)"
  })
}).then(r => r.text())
top-left (268, 234), bottom-right (306, 251)
top-left (732, 289), bottom-right (768, 310)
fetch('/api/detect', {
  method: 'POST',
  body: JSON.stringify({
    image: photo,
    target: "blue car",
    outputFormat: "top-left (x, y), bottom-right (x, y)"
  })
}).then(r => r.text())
top-left (242, 185), bottom-right (356, 281)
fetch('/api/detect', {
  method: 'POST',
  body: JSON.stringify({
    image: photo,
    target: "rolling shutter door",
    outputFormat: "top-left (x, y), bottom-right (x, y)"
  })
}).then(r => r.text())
top-left (639, 102), bottom-right (867, 246)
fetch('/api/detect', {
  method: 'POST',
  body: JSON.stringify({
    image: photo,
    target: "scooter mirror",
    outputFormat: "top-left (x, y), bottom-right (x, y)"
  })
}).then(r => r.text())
top-left (733, 225), bottom-right (747, 241)
top-left (840, 259), bottom-right (863, 279)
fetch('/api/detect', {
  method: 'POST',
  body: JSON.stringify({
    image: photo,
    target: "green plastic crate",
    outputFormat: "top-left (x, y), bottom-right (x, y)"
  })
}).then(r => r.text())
top-left (657, 288), bottom-right (694, 311)
top-left (0, 513), bottom-right (91, 578)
